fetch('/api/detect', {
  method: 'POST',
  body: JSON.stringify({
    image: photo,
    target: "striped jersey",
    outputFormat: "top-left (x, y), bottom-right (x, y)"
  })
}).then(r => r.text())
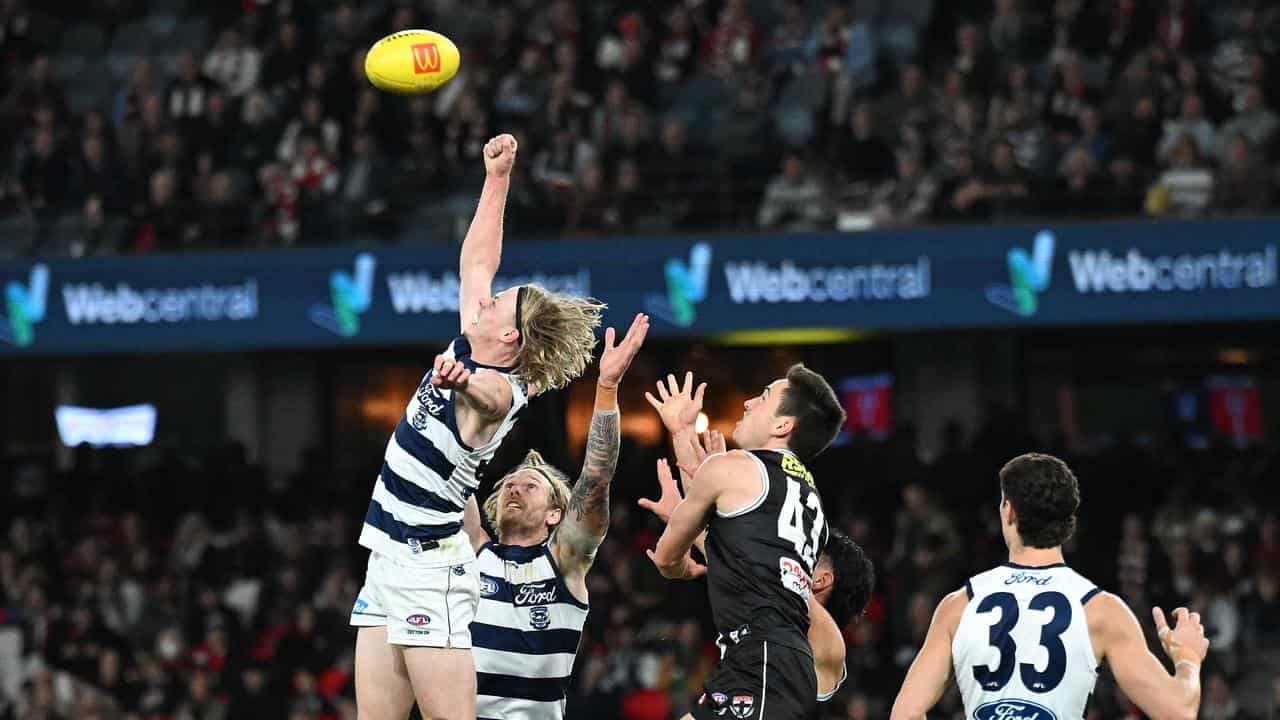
top-left (474, 541), bottom-right (589, 720)
top-left (953, 563), bottom-right (1101, 720)
top-left (358, 336), bottom-right (528, 568)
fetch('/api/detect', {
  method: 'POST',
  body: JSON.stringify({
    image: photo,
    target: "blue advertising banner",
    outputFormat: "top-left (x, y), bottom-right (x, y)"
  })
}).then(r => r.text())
top-left (0, 218), bottom-right (1276, 355)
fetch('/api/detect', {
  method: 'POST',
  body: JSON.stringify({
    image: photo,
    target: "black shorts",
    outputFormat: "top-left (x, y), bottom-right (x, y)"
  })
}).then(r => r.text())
top-left (692, 637), bottom-right (817, 720)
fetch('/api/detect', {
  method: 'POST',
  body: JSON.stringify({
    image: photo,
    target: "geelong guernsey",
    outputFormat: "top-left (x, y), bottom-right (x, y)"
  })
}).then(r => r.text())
top-left (359, 336), bottom-right (528, 568)
top-left (953, 563), bottom-right (1101, 720)
top-left (473, 541), bottom-right (589, 720)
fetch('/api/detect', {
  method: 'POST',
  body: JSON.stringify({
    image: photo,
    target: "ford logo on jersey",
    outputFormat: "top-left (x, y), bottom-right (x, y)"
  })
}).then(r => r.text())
top-left (406, 614), bottom-right (431, 626)
top-left (1005, 572), bottom-right (1053, 586)
top-left (975, 700), bottom-right (1058, 720)
top-left (514, 581), bottom-right (557, 606)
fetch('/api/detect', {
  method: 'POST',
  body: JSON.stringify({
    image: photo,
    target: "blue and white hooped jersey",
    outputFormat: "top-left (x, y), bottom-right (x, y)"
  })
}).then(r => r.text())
top-left (473, 541), bottom-right (589, 720)
top-left (952, 563), bottom-right (1101, 720)
top-left (358, 336), bottom-right (528, 568)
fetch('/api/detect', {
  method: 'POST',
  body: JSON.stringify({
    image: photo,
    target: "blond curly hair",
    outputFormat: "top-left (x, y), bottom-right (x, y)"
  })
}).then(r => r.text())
top-left (515, 284), bottom-right (605, 392)
top-left (483, 450), bottom-right (573, 531)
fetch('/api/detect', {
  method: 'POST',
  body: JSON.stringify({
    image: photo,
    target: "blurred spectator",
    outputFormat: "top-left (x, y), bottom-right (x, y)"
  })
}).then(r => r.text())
top-left (607, 159), bottom-right (661, 234)
top-left (1114, 96), bottom-right (1163, 169)
top-left (1159, 93), bottom-right (1216, 164)
top-left (645, 119), bottom-right (702, 230)
top-left (233, 92), bottom-right (278, 172)
top-left (441, 91), bottom-right (491, 175)
top-left (191, 92), bottom-right (239, 166)
top-left (1047, 56), bottom-right (1100, 136)
top-left (17, 128), bottom-right (70, 215)
top-left (566, 161), bottom-right (612, 237)
top-left (834, 104), bottom-right (895, 185)
top-left (871, 150), bottom-right (938, 229)
top-left (757, 153), bottom-right (829, 232)
top-left (703, 0), bottom-right (759, 80)
top-left (337, 134), bottom-right (391, 239)
top-left (1217, 84), bottom-right (1279, 161)
top-left (1148, 134), bottom-right (1214, 218)
top-left (495, 47), bottom-right (550, 124)
top-left (878, 64), bottom-right (934, 154)
top-left (989, 0), bottom-right (1038, 62)
top-left (1213, 134), bottom-right (1272, 215)
top-left (808, 1), bottom-right (877, 121)
top-left (983, 139), bottom-right (1032, 218)
top-left (533, 125), bottom-right (597, 205)
top-left (948, 22), bottom-right (996, 100)
top-left (131, 168), bottom-right (191, 252)
top-left (655, 5), bottom-right (699, 99)
top-left (261, 20), bottom-right (305, 100)
top-left (203, 27), bottom-right (262, 99)
top-left (934, 146), bottom-right (990, 223)
top-left (1051, 147), bottom-right (1108, 217)
top-left (277, 95), bottom-right (340, 165)
top-left (166, 52), bottom-right (217, 134)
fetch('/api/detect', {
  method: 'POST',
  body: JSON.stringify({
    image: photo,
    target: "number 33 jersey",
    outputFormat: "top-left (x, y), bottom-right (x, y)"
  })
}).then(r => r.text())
top-left (704, 449), bottom-right (828, 648)
top-left (952, 563), bottom-right (1101, 720)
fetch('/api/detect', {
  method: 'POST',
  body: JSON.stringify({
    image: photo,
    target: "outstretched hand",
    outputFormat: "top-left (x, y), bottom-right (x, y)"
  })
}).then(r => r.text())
top-left (645, 371), bottom-right (707, 433)
top-left (598, 313), bottom-right (649, 388)
top-left (638, 459), bottom-right (684, 524)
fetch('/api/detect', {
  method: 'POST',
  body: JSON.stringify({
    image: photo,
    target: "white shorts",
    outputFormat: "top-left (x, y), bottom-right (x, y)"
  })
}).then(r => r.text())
top-left (350, 551), bottom-right (479, 648)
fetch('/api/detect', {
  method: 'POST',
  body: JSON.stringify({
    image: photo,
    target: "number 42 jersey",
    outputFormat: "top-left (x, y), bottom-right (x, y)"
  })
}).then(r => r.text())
top-left (703, 449), bottom-right (828, 648)
top-left (952, 563), bottom-right (1101, 720)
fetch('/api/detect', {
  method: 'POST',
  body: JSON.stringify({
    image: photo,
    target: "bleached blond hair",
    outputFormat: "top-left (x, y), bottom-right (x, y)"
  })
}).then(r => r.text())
top-left (483, 450), bottom-right (573, 531)
top-left (515, 284), bottom-right (605, 392)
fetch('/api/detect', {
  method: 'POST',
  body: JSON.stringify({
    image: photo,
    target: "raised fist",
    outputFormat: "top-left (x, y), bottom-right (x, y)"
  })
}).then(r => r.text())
top-left (483, 134), bottom-right (518, 178)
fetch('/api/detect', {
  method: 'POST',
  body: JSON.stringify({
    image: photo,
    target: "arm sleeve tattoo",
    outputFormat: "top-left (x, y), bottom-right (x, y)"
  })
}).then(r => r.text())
top-left (559, 407), bottom-right (619, 560)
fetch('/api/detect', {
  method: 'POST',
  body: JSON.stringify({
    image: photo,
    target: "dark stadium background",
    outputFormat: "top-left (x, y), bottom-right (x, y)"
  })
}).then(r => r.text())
top-left (3, 0), bottom-right (1280, 718)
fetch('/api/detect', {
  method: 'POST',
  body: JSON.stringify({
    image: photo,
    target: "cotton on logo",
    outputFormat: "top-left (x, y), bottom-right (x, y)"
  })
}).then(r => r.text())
top-left (412, 44), bottom-right (441, 73)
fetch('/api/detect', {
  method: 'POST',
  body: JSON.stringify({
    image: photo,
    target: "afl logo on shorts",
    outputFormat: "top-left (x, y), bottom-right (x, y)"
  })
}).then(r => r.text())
top-left (975, 700), bottom-right (1058, 720)
top-left (729, 694), bottom-right (755, 718)
top-left (528, 606), bottom-right (551, 630)
top-left (406, 614), bottom-right (431, 626)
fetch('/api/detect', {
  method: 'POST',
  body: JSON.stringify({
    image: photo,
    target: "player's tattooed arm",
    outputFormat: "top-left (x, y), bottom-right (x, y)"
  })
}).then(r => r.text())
top-left (557, 405), bottom-right (620, 563)
top-left (554, 313), bottom-right (648, 573)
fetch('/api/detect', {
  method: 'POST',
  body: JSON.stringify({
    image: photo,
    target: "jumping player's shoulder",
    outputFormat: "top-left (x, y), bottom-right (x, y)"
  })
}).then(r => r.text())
top-left (693, 450), bottom-right (757, 484)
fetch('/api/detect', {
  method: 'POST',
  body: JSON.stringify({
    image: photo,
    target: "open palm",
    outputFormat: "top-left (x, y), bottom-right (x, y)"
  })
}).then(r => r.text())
top-left (598, 313), bottom-right (649, 388)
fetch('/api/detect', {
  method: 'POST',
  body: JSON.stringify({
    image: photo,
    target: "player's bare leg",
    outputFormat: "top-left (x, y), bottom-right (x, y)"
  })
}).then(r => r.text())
top-left (403, 646), bottom-right (477, 720)
top-left (355, 627), bottom-right (416, 720)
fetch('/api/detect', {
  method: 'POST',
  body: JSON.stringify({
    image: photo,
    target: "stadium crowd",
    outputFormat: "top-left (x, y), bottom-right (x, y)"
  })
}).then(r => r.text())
top-left (1, 414), bottom-right (1279, 719)
top-left (4, 0), bottom-right (1280, 255)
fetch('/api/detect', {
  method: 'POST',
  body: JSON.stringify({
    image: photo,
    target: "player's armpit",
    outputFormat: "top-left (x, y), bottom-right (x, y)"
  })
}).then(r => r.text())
top-left (890, 589), bottom-right (969, 720)
top-left (1090, 593), bottom-right (1201, 720)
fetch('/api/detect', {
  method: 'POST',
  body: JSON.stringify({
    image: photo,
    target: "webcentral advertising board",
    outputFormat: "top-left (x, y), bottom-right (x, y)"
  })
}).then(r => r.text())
top-left (0, 218), bottom-right (1276, 355)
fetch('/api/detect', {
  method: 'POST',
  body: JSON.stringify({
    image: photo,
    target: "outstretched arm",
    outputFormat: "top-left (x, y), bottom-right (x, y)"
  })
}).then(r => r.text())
top-left (458, 134), bottom-right (517, 332)
top-left (463, 496), bottom-right (491, 553)
top-left (553, 314), bottom-right (649, 579)
top-left (890, 589), bottom-right (968, 720)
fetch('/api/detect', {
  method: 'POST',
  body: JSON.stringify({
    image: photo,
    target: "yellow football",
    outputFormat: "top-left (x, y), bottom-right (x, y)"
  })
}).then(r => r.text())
top-left (364, 29), bottom-right (460, 96)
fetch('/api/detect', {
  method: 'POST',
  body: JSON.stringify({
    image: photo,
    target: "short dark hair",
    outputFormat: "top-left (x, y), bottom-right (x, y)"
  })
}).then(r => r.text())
top-left (777, 364), bottom-right (846, 462)
top-left (999, 453), bottom-right (1080, 549)
top-left (819, 528), bottom-right (875, 626)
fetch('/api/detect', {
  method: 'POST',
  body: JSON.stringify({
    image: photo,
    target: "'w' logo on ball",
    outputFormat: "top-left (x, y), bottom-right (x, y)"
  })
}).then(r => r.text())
top-left (412, 43), bottom-right (441, 74)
